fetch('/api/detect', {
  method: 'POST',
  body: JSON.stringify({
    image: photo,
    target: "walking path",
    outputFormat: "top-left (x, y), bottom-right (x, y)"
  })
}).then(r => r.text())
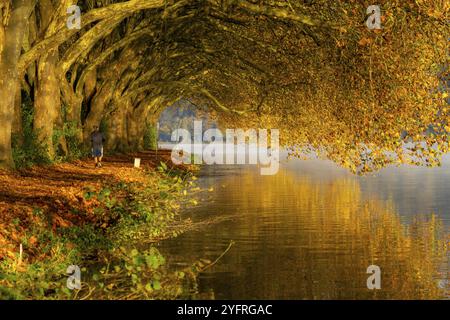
top-left (0, 150), bottom-right (176, 259)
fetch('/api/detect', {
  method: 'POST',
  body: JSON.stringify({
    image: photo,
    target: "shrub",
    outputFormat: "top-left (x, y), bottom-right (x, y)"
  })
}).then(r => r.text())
top-left (53, 120), bottom-right (88, 161)
top-left (143, 123), bottom-right (158, 150)
top-left (12, 93), bottom-right (51, 168)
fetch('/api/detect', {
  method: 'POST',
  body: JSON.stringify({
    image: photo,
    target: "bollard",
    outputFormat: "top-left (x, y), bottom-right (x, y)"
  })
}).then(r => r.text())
top-left (134, 158), bottom-right (141, 168)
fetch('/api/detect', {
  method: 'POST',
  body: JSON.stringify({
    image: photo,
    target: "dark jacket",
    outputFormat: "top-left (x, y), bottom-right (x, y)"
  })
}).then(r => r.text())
top-left (91, 131), bottom-right (105, 149)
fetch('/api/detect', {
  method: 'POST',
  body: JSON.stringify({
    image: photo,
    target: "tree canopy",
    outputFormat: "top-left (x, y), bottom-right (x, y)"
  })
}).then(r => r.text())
top-left (0, 0), bottom-right (448, 173)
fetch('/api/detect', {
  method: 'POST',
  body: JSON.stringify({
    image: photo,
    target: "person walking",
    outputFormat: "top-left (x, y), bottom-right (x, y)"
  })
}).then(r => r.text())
top-left (91, 125), bottom-right (105, 168)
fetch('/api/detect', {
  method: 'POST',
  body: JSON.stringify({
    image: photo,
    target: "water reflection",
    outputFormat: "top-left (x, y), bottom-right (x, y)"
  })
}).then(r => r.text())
top-left (158, 161), bottom-right (449, 300)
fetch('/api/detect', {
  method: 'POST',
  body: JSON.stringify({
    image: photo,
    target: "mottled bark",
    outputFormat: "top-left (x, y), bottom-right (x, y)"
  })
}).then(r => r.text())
top-left (83, 81), bottom-right (114, 145)
top-left (105, 102), bottom-right (129, 153)
top-left (33, 0), bottom-right (63, 160)
top-left (116, 99), bottom-right (132, 153)
top-left (12, 86), bottom-right (22, 142)
top-left (60, 74), bottom-right (84, 142)
top-left (128, 96), bottom-right (162, 151)
top-left (83, 68), bottom-right (97, 102)
top-left (34, 49), bottom-right (60, 159)
top-left (0, 0), bottom-right (34, 169)
top-left (127, 110), bottom-right (144, 151)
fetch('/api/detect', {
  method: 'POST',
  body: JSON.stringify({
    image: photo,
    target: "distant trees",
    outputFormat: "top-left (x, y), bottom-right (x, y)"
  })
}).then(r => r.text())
top-left (0, 0), bottom-right (448, 172)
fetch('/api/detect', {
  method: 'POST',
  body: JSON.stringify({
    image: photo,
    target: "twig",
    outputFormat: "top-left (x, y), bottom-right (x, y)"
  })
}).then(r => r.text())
top-left (199, 240), bottom-right (235, 272)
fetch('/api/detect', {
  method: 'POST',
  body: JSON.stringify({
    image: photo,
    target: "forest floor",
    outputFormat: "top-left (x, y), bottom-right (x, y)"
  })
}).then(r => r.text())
top-left (0, 150), bottom-right (203, 299)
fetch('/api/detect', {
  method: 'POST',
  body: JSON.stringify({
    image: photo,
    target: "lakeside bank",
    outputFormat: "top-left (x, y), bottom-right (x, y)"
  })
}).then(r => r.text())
top-left (0, 150), bottom-right (202, 299)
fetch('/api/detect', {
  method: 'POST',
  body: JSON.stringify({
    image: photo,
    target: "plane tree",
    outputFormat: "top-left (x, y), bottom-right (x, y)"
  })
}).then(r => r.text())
top-left (0, 0), bottom-right (447, 173)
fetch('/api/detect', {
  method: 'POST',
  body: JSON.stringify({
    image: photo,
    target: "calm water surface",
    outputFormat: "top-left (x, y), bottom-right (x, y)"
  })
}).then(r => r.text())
top-left (158, 153), bottom-right (449, 299)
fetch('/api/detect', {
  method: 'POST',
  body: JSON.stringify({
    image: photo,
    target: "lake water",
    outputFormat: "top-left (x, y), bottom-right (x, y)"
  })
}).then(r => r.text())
top-left (158, 152), bottom-right (449, 299)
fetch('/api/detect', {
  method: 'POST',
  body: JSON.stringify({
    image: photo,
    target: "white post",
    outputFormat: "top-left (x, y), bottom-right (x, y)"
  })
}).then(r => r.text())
top-left (134, 158), bottom-right (141, 168)
top-left (18, 243), bottom-right (23, 265)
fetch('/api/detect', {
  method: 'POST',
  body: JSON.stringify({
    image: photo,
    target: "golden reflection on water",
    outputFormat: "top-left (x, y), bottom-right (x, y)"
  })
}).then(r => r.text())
top-left (162, 167), bottom-right (449, 300)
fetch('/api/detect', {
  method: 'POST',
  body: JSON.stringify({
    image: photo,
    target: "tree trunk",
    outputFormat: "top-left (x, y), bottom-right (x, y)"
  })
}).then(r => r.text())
top-left (128, 103), bottom-right (154, 151)
top-left (33, 0), bottom-right (64, 160)
top-left (60, 75), bottom-right (84, 145)
top-left (127, 109), bottom-right (140, 151)
top-left (12, 86), bottom-right (23, 144)
top-left (54, 106), bottom-right (68, 157)
top-left (33, 49), bottom-right (59, 159)
top-left (0, 0), bottom-right (34, 170)
top-left (105, 99), bottom-right (129, 153)
top-left (118, 100), bottom-right (131, 153)
top-left (83, 81), bottom-right (114, 145)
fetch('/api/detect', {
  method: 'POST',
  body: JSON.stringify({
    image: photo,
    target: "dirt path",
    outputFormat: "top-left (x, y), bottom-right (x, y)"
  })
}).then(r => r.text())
top-left (0, 150), bottom-right (177, 259)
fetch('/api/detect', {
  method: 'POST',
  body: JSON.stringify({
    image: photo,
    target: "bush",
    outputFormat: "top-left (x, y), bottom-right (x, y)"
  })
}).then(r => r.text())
top-left (53, 120), bottom-right (88, 161)
top-left (12, 93), bottom-right (51, 168)
top-left (143, 123), bottom-right (158, 150)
